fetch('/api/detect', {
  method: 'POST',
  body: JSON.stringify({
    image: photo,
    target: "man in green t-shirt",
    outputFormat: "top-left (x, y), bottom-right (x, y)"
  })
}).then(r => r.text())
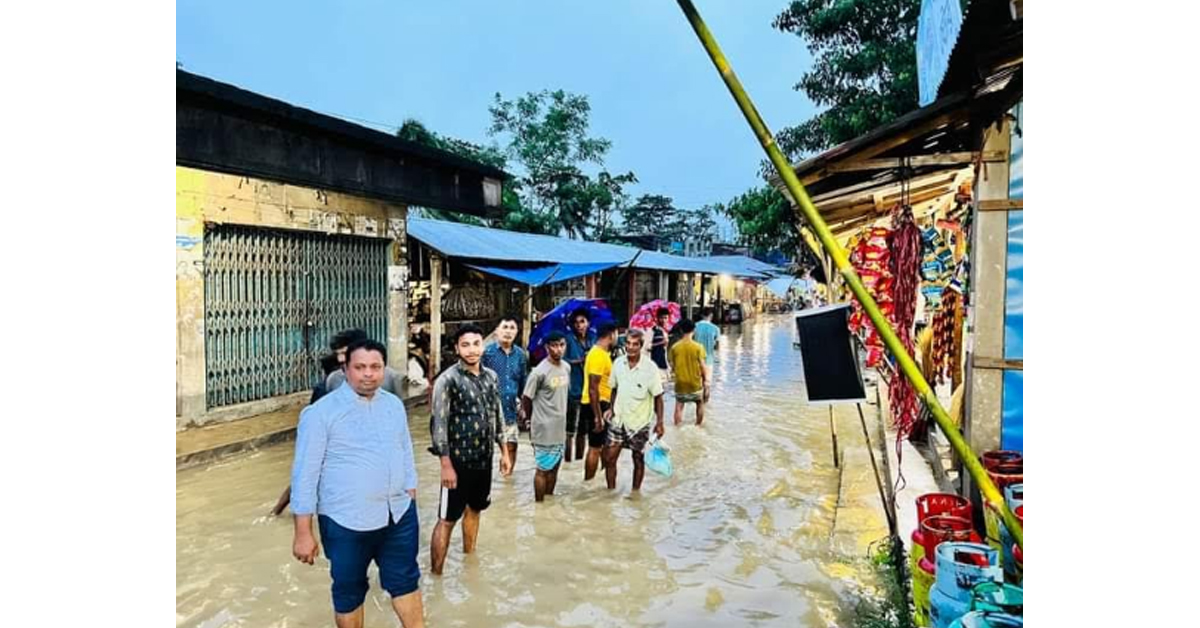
top-left (668, 318), bottom-right (711, 427)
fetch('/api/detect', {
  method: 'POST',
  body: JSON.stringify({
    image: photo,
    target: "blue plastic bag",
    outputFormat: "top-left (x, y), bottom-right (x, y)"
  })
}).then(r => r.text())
top-left (645, 435), bottom-right (673, 478)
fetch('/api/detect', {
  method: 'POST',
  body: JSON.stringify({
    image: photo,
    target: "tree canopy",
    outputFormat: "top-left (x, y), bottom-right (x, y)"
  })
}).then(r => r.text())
top-left (487, 90), bottom-right (637, 239)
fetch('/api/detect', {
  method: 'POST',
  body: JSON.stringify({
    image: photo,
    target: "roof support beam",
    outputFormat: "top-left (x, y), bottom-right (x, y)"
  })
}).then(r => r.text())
top-left (826, 150), bottom-right (1006, 174)
top-left (797, 110), bottom-right (966, 186)
top-left (815, 169), bottom-right (965, 213)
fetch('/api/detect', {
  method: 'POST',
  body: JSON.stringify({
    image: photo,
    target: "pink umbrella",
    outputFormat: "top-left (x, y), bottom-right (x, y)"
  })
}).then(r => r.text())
top-left (629, 299), bottom-right (682, 331)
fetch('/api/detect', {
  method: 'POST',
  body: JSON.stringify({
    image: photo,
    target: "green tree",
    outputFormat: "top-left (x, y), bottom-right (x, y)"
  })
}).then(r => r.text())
top-left (397, 119), bottom-right (506, 169)
top-left (398, 119), bottom-right (542, 230)
top-left (621, 194), bottom-right (677, 240)
top-left (718, 186), bottom-right (798, 255)
top-left (687, 207), bottom-right (719, 244)
top-left (772, 0), bottom-right (920, 161)
top-left (488, 90), bottom-right (636, 239)
top-left (720, 186), bottom-right (825, 278)
top-left (620, 195), bottom-right (720, 252)
top-left (727, 1), bottom-right (919, 269)
top-left (590, 171), bottom-right (638, 242)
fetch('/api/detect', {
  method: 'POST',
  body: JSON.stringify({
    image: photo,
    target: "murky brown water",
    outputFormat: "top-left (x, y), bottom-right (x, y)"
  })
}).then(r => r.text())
top-left (177, 314), bottom-right (892, 628)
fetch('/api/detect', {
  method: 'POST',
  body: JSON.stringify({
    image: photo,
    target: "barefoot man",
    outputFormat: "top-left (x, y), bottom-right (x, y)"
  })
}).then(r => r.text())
top-left (522, 331), bottom-right (571, 502)
top-left (602, 329), bottom-right (666, 492)
top-left (428, 324), bottom-right (512, 576)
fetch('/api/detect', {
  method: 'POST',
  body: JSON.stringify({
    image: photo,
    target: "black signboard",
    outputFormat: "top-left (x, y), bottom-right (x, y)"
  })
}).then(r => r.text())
top-left (794, 304), bottom-right (867, 403)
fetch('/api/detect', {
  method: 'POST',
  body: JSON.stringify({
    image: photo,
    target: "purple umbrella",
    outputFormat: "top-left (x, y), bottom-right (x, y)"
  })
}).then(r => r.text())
top-left (528, 298), bottom-right (615, 361)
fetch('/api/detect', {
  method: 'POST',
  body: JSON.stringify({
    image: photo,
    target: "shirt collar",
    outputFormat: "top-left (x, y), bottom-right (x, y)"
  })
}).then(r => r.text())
top-left (623, 355), bottom-right (646, 371)
top-left (337, 379), bottom-right (377, 404)
top-left (487, 342), bottom-right (521, 357)
top-left (456, 361), bottom-right (483, 378)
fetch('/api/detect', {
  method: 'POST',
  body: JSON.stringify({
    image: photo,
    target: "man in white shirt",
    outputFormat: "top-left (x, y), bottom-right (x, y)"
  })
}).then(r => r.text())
top-left (601, 328), bottom-right (665, 492)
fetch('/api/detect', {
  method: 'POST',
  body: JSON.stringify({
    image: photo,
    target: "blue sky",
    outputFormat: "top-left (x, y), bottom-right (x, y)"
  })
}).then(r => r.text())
top-left (177, 0), bottom-right (819, 239)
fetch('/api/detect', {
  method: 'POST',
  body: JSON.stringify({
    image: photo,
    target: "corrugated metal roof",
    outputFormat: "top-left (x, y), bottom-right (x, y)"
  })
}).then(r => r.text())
top-left (464, 261), bottom-right (624, 286)
top-left (408, 217), bottom-right (785, 279)
top-left (936, 0), bottom-right (1022, 100)
top-left (633, 250), bottom-right (725, 275)
top-left (707, 255), bottom-right (784, 277)
top-left (408, 217), bottom-right (633, 264)
top-left (634, 252), bottom-right (782, 279)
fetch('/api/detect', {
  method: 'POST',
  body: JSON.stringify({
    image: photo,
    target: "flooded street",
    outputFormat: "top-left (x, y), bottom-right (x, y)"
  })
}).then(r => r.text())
top-left (177, 314), bottom-right (893, 628)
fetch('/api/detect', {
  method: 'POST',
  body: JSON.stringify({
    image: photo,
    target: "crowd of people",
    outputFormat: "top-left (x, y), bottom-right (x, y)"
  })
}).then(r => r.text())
top-left (284, 306), bottom-right (720, 628)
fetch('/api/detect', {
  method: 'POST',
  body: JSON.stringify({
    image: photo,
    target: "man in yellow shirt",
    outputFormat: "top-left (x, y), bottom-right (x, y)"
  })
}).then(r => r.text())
top-left (581, 322), bottom-right (617, 482)
top-left (668, 318), bottom-right (710, 427)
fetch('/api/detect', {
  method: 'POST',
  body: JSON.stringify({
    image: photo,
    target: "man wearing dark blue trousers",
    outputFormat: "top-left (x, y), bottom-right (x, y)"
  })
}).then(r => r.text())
top-left (290, 339), bottom-right (425, 628)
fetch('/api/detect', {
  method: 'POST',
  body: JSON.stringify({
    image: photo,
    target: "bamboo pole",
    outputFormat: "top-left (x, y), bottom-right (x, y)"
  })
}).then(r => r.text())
top-left (675, 0), bottom-right (1021, 548)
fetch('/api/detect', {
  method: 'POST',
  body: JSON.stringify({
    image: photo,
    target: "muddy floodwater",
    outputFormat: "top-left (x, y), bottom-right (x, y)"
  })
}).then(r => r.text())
top-left (177, 314), bottom-right (896, 627)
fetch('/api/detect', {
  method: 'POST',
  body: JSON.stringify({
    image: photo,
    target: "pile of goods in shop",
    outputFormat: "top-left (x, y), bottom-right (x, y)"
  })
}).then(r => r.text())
top-left (921, 226), bottom-right (955, 314)
top-left (441, 283), bottom-right (495, 321)
top-left (846, 226), bottom-right (894, 368)
top-left (888, 204), bottom-right (923, 441)
top-left (931, 286), bottom-right (964, 388)
top-left (910, 450), bottom-right (1024, 628)
top-left (843, 206), bottom-right (922, 445)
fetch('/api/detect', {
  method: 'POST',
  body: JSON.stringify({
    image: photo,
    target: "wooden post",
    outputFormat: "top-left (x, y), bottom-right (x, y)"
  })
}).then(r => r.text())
top-left (628, 271), bottom-right (638, 321)
top-left (586, 274), bottom-right (598, 298)
top-left (686, 273), bottom-right (695, 319)
top-left (829, 406), bottom-right (840, 468)
top-left (964, 117), bottom-right (1013, 492)
top-left (430, 252), bottom-right (443, 377)
top-left (716, 277), bottom-right (724, 323)
top-left (524, 285), bottom-right (534, 349)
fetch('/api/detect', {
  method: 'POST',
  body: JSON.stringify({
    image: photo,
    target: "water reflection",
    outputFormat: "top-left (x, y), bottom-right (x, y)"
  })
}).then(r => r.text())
top-left (177, 315), bottom-right (888, 627)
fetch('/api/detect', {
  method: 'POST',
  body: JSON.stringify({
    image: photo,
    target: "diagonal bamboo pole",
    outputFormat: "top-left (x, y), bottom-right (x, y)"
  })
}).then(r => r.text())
top-left (675, 0), bottom-right (1021, 549)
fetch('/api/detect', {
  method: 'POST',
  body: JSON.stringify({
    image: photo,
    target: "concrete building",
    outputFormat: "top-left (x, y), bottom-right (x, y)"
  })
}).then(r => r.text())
top-left (176, 70), bottom-right (506, 430)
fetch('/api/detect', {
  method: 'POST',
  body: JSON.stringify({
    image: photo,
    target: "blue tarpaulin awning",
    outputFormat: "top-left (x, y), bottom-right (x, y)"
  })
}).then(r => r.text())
top-left (409, 217), bottom-right (786, 279)
top-left (465, 261), bottom-right (625, 286)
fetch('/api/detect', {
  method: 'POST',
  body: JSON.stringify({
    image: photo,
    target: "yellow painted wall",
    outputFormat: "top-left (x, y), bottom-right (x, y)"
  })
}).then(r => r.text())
top-left (175, 166), bottom-right (407, 429)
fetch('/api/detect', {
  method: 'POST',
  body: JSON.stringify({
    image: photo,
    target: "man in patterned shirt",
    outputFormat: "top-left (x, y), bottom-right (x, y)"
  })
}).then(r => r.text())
top-left (428, 324), bottom-right (512, 576)
top-left (481, 314), bottom-right (528, 469)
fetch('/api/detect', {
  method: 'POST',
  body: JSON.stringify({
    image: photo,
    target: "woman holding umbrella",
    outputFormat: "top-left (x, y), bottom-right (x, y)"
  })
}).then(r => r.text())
top-left (650, 307), bottom-right (671, 382)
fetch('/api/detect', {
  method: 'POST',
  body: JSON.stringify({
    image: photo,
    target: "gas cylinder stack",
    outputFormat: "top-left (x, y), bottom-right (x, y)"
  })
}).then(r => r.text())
top-left (910, 450), bottom-right (1024, 627)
